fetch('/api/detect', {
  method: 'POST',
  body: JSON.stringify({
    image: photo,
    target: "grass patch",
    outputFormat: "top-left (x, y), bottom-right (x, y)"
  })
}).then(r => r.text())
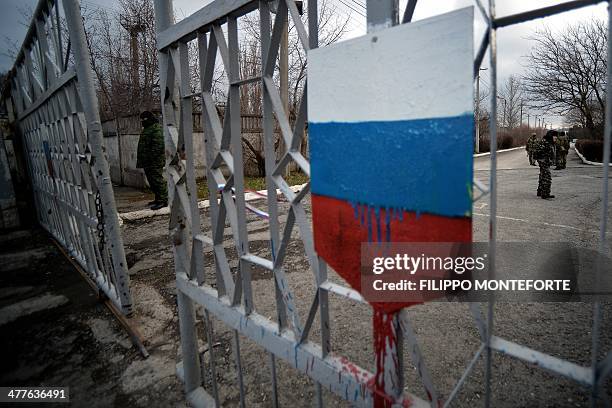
top-left (196, 172), bottom-right (309, 199)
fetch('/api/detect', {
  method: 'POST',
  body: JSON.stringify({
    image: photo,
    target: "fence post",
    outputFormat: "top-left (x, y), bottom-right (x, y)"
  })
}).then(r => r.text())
top-left (62, 0), bottom-right (133, 315)
top-left (365, 1), bottom-right (404, 406)
top-left (153, 0), bottom-right (202, 395)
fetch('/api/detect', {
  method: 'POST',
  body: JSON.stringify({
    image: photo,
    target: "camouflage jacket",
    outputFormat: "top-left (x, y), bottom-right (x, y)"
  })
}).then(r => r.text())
top-left (556, 135), bottom-right (570, 153)
top-left (534, 139), bottom-right (555, 166)
top-left (526, 136), bottom-right (538, 152)
top-left (136, 123), bottom-right (165, 169)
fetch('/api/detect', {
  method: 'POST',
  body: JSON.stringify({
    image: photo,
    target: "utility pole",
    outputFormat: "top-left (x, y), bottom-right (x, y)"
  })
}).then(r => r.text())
top-left (475, 73), bottom-right (480, 153)
top-left (527, 113), bottom-right (530, 130)
top-left (119, 14), bottom-right (145, 186)
top-left (475, 67), bottom-right (487, 153)
top-left (280, 14), bottom-right (288, 119)
top-left (519, 102), bottom-right (523, 128)
top-left (120, 14), bottom-right (145, 109)
top-left (280, 11), bottom-right (289, 176)
top-left (497, 96), bottom-right (506, 129)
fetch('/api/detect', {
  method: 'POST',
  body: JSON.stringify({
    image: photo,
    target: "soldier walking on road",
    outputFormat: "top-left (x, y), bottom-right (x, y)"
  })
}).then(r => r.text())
top-left (526, 133), bottom-right (538, 166)
top-left (535, 130), bottom-right (557, 199)
top-left (137, 111), bottom-right (167, 210)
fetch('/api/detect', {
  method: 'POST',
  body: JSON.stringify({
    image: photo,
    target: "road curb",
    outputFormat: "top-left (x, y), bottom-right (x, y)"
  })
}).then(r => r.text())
top-left (572, 144), bottom-right (612, 167)
top-left (473, 145), bottom-right (524, 158)
top-left (119, 183), bottom-right (308, 222)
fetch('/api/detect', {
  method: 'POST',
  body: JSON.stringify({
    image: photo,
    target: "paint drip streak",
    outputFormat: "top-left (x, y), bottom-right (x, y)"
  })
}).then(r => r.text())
top-left (351, 202), bottom-right (406, 243)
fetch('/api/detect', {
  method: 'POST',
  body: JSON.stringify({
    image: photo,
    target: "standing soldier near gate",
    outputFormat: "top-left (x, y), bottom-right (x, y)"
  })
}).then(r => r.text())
top-left (555, 132), bottom-right (570, 170)
top-left (535, 130), bottom-right (557, 199)
top-left (137, 111), bottom-right (167, 210)
top-left (526, 132), bottom-right (538, 166)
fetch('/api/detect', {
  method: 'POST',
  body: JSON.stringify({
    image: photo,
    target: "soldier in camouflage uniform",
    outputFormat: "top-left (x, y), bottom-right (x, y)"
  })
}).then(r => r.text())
top-left (137, 111), bottom-right (167, 210)
top-left (555, 132), bottom-right (570, 170)
top-left (526, 133), bottom-right (538, 166)
top-left (535, 130), bottom-right (557, 199)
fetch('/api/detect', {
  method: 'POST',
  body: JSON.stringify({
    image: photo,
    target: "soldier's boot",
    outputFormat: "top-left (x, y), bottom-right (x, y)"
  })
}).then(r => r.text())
top-left (147, 200), bottom-right (157, 206)
top-left (151, 201), bottom-right (168, 210)
top-left (537, 190), bottom-right (541, 197)
top-left (541, 182), bottom-right (554, 198)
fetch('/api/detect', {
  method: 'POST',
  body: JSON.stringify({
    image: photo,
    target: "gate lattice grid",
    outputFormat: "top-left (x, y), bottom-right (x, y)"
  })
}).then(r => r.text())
top-left (7, 0), bottom-right (133, 315)
top-left (153, 0), bottom-right (612, 407)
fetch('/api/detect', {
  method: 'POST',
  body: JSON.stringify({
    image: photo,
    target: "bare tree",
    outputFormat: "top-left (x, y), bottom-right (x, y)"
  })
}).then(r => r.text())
top-left (85, 0), bottom-right (159, 120)
top-left (523, 20), bottom-right (606, 138)
top-left (241, 0), bottom-right (350, 116)
top-left (499, 75), bottom-right (523, 129)
top-left (239, 36), bottom-right (266, 176)
top-left (233, 0), bottom-right (350, 176)
top-left (475, 82), bottom-right (490, 141)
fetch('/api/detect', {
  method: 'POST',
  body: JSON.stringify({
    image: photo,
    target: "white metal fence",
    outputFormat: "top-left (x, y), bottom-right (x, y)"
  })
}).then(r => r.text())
top-left (6, 0), bottom-right (133, 315)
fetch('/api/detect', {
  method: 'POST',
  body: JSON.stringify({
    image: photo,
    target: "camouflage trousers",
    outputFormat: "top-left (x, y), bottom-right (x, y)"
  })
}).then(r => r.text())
top-left (528, 152), bottom-right (535, 165)
top-left (538, 163), bottom-right (552, 197)
top-left (144, 165), bottom-right (168, 203)
top-left (556, 152), bottom-right (567, 169)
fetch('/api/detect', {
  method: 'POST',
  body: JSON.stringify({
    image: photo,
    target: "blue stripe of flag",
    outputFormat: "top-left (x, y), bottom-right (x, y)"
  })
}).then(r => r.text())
top-left (309, 114), bottom-right (473, 218)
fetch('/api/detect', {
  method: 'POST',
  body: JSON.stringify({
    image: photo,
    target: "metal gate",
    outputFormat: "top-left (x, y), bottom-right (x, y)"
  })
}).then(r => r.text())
top-left (153, 0), bottom-right (612, 406)
top-left (6, 0), bottom-right (133, 315)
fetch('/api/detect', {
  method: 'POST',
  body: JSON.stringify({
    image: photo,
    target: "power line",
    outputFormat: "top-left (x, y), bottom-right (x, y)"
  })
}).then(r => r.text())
top-left (332, 1), bottom-right (366, 31)
top-left (338, 0), bottom-right (366, 19)
top-left (80, 0), bottom-right (121, 14)
top-left (350, 0), bottom-right (366, 11)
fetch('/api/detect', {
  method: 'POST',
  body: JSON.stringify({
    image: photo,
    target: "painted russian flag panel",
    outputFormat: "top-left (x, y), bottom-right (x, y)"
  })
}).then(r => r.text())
top-left (308, 8), bottom-right (474, 311)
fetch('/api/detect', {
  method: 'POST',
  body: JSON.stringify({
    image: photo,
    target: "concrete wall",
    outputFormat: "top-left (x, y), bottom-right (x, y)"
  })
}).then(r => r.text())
top-left (101, 113), bottom-right (279, 188)
top-left (102, 115), bottom-right (209, 188)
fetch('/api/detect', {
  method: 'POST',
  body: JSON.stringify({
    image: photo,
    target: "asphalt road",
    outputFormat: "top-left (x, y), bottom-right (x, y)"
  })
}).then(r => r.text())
top-left (473, 146), bottom-right (612, 248)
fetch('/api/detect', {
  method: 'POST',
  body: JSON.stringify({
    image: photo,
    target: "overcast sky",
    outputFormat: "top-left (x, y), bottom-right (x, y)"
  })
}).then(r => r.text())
top-left (0, 0), bottom-right (608, 126)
